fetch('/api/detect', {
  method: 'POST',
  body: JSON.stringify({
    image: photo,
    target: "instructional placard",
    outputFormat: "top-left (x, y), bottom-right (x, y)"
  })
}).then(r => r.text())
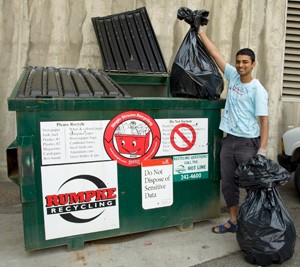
top-left (173, 154), bottom-right (208, 182)
top-left (40, 120), bottom-right (109, 165)
top-left (141, 158), bottom-right (173, 210)
top-left (156, 118), bottom-right (208, 156)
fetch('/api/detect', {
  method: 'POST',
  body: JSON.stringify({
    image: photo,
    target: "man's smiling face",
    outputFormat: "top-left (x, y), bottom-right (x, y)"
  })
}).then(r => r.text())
top-left (235, 54), bottom-right (255, 77)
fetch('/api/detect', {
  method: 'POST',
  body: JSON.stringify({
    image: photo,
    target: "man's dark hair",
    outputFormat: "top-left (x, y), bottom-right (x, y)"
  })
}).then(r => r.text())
top-left (236, 48), bottom-right (255, 62)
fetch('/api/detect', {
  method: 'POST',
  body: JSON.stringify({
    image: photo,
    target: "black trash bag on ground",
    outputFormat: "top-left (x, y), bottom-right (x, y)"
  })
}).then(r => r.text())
top-left (234, 155), bottom-right (296, 266)
top-left (170, 7), bottom-right (224, 99)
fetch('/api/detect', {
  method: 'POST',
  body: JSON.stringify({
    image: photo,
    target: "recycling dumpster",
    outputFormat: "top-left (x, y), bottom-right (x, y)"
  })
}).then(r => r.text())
top-left (7, 66), bottom-right (225, 251)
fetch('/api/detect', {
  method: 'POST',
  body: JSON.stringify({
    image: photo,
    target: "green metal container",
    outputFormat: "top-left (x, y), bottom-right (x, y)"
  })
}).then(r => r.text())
top-left (7, 67), bottom-right (225, 251)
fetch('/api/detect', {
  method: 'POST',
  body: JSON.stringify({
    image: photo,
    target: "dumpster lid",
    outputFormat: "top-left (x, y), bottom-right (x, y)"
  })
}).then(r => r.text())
top-left (13, 66), bottom-right (131, 99)
top-left (92, 7), bottom-right (167, 73)
top-left (8, 66), bottom-right (225, 111)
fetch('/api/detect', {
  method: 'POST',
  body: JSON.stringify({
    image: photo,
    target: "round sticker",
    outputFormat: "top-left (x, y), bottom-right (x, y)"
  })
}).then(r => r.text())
top-left (104, 111), bottom-right (161, 167)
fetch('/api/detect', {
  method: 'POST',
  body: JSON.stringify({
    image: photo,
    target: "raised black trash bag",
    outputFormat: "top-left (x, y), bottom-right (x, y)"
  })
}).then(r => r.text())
top-left (234, 155), bottom-right (296, 266)
top-left (170, 7), bottom-right (224, 99)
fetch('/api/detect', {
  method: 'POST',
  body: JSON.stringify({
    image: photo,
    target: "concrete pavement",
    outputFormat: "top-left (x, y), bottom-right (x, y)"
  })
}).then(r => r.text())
top-left (0, 177), bottom-right (299, 267)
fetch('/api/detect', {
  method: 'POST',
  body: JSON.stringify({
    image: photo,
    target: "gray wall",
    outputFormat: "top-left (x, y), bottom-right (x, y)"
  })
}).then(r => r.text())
top-left (281, 101), bottom-right (300, 137)
top-left (0, 0), bottom-right (288, 179)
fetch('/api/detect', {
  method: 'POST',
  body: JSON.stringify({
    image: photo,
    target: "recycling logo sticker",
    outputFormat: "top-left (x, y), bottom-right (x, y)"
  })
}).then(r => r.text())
top-left (104, 111), bottom-right (161, 167)
top-left (45, 175), bottom-right (113, 224)
top-left (41, 161), bottom-right (119, 240)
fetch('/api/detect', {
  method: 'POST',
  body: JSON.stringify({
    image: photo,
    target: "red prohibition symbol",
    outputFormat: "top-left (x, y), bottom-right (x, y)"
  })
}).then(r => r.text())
top-left (170, 123), bottom-right (196, 152)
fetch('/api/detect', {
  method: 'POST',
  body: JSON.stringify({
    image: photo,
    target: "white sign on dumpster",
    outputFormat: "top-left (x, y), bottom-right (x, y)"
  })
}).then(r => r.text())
top-left (156, 118), bottom-right (208, 156)
top-left (173, 154), bottom-right (208, 182)
top-left (41, 161), bottom-right (119, 240)
top-left (141, 158), bottom-right (173, 210)
top-left (40, 120), bottom-right (110, 165)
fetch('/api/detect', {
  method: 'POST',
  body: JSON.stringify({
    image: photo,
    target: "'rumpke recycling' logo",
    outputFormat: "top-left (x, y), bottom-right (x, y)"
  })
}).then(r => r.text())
top-left (45, 175), bottom-right (117, 223)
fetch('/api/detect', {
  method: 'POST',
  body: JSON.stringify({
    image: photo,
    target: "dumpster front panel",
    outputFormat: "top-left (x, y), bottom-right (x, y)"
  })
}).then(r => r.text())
top-left (10, 101), bottom-right (224, 251)
top-left (8, 68), bottom-right (224, 251)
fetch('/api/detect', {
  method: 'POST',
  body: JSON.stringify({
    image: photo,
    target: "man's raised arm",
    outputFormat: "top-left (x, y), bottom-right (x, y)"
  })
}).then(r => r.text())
top-left (198, 29), bottom-right (226, 73)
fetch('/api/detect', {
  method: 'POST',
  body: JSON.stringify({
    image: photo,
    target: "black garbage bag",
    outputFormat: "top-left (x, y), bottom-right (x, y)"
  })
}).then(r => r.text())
top-left (235, 154), bottom-right (291, 190)
top-left (234, 155), bottom-right (296, 266)
top-left (170, 7), bottom-right (224, 99)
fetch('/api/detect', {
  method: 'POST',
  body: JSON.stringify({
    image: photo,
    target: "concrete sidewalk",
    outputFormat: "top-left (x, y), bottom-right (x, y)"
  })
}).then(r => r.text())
top-left (0, 212), bottom-right (240, 267)
top-left (0, 180), bottom-right (240, 266)
top-left (0, 179), bottom-right (299, 267)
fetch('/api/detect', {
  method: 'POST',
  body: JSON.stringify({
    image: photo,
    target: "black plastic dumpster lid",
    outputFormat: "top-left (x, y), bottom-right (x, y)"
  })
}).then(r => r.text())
top-left (15, 66), bottom-right (131, 98)
top-left (92, 7), bottom-right (167, 73)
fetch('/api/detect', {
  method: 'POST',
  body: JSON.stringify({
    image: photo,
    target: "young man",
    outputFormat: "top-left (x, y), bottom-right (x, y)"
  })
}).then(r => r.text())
top-left (198, 28), bottom-right (269, 233)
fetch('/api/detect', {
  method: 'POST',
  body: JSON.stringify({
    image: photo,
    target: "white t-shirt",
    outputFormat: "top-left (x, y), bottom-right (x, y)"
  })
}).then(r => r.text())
top-left (219, 64), bottom-right (268, 138)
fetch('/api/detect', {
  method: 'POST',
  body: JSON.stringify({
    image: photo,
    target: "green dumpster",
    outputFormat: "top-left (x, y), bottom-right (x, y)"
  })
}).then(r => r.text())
top-left (7, 66), bottom-right (225, 251)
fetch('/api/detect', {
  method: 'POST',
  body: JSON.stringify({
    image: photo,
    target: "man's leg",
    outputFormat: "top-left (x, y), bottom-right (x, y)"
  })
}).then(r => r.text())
top-left (212, 135), bottom-right (238, 233)
top-left (229, 205), bottom-right (239, 224)
top-left (212, 136), bottom-right (259, 233)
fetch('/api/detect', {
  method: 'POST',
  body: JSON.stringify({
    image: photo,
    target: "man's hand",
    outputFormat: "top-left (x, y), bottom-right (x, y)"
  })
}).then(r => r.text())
top-left (197, 26), bottom-right (205, 36)
top-left (257, 147), bottom-right (267, 157)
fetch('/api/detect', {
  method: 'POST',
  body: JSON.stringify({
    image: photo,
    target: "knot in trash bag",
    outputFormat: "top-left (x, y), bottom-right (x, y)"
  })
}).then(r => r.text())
top-left (170, 7), bottom-right (224, 99)
top-left (234, 154), bottom-right (291, 190)
top-left (177, 7), bottom-right (209, 30)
